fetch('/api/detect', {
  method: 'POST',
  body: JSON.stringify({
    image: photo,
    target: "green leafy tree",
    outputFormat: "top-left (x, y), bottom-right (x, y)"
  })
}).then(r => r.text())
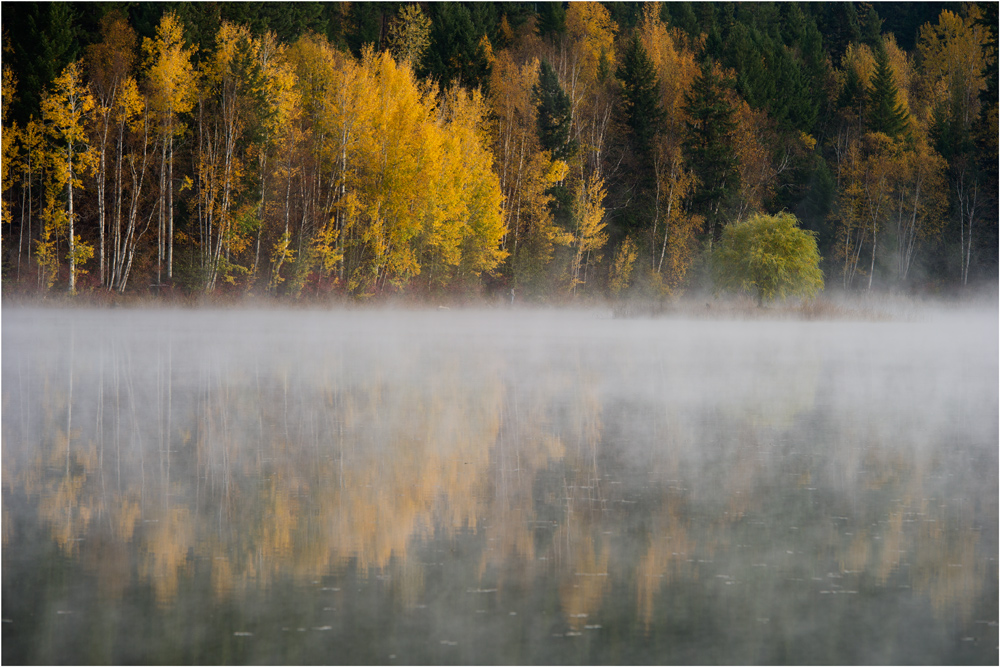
top-left (713, 211), bottom-right (824, 304)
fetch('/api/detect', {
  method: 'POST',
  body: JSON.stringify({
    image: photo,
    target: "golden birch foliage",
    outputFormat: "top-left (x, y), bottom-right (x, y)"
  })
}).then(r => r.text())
top-left (918, 6), bottom-right (995, 123)
top-left (439, 87), bottom-right (507, 278)
top-left (656, 161), bottom-right (701, 295)
top-left (40, 61), bottom-right (98, 288)
top-left (350, 48), bottom-right (434, 292)
top-left (114, 76), bottom-right (144, 132)
top-left (884, 34), bottom-right (915, 120)
top-left (41, 63), bottom-right (96, 188)
top-left (37, 184), bottom-right (67, 288)
top-left (142, 11), bottom-right (197, 134)
top-left (889, 130), bottom-right (949, 281)
top-left (487, 52), bottom-right (569, 287)
top-left (732, 100), bottom-right (779, 221)
top-left (258, 34), bottom-right (300, 141)
top-left (835, 132), bottom-right (899, 287)
top-left (842, 43), bottom-right (876, 89)
top-left (279, 34), bottom-right (359, 292)
top-left (566, 2), bottom-right (617, 83)
top-left (639, 2), bottom-right (701, 137)
top-left (1, 66), bottom-right (18, 227)
top-left (639, 2), bottom-right (703, 294)
top-left (610, 235), bottom-right (638, 295)
top-left (568, 173), bottom-right (608, 290)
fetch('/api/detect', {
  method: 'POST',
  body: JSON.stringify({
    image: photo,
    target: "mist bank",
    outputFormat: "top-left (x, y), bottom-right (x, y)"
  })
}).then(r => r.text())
top-left (2, 281), bottom-right (997, 323)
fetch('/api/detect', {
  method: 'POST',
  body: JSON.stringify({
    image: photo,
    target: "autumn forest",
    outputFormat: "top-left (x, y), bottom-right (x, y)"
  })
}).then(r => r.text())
top-left (1, 2), bottom-right (996, 301)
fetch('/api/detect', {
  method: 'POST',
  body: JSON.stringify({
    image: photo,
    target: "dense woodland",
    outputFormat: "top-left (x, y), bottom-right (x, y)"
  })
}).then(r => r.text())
top-left (1, 2), bottom-right (996, 301)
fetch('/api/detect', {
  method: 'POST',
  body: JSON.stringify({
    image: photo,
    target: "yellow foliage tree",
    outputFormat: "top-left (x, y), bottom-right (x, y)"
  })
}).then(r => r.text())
top-left (568, 173), bottom-right (607, 292)
top-left (143, 10), bottom-right (197, 283)
top-left (639, 2), bottom-right (703, 293)
top-left (40, 61), bottom-right (97, 292)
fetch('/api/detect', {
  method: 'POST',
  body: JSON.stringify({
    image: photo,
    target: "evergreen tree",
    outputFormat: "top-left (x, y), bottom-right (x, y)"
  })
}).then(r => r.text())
top-left (682, 60), bottom-right (739, 244)
top-left (867, 44), bottom-right (909, 139)
top-left (837, 63), bottom-right (868, 123)
top-left (1, 2), bottom-right (80, 124)
top-left (422, 3), bottom-right (491, 90)
top-left (536, 2), bottom-right (566, 38)
top-left (615, 34), bottom-right (663, 160)
top-left (533, 59), bottom-right (575, 162)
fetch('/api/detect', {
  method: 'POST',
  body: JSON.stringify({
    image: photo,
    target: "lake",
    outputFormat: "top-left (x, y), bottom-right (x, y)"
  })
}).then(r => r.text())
top-left (2, 305), bottom-right (997, 664)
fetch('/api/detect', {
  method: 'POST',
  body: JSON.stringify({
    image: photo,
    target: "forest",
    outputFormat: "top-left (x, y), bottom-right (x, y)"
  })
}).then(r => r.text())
top-left (0, 2), bottom-right (996, 302)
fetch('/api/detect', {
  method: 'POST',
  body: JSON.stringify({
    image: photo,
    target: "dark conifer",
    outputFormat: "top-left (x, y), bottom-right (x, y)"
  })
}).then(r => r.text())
top-left (867, 45), bottom-right (909, 139)
top-left (615, 34), bottom-right (663, 160)
top-left (682, 59), bottom-right (739, 244)
top-left (533, 59), bottom-right (576, 162)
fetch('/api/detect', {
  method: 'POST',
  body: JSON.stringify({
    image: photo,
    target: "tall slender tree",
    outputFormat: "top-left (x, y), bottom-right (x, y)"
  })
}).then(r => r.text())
top-left (40, 61), bottom-right (97, 292)
top-left (143, 11), bottom-right (197, 284)
top-left (682, 59), bottom-right (738, 244)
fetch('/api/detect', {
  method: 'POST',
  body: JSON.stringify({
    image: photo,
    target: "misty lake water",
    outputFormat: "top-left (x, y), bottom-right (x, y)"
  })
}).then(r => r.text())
top-left (2, 305), bottom-right (997, 664)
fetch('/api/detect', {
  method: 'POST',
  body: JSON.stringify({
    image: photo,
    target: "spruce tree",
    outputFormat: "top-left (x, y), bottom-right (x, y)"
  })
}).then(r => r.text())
top-left (615, 34), bottom-right (664, 160)
top-left (422, 3), bottom-right (492, 90)
top-left (682, 59), bottom-right (739, 244)
top-left (867, 45), bottom-right (910, 139)
top-left (533, 59), bottom-right (575, 162)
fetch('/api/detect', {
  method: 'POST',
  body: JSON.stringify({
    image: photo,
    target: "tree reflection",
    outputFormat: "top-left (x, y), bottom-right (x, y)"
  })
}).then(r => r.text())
top-left (2, 310), bottom-right (995, 657)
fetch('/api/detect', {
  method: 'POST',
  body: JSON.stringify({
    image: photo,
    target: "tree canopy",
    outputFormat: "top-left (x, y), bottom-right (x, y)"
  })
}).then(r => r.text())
top-left (0, 1), bottom-right (995, 301)
top-left (713, 212), bottom-right (824, 303)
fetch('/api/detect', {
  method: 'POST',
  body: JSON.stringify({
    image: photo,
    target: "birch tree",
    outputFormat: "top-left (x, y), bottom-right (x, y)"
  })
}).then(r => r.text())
top-left (143, 11), bottom-right (197, 284)
top-left (40, 61), bottom-right (97, 292)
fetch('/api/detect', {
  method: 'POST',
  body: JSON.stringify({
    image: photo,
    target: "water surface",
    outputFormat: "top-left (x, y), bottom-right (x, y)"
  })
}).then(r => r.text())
top-left (2, 306), bottom-right (997, 664)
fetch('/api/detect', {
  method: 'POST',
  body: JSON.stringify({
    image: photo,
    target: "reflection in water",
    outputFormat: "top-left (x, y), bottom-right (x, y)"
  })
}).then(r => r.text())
top-left (3, 307), bottom-right (997, 664)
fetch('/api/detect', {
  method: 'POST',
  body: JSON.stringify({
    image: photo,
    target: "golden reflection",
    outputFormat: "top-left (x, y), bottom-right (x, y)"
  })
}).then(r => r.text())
top-left (1, 324), bottom-right (991, 634)
top-left (637, 502), bottom-right (694, 632)
top-left (557, 527), bottom-right (609, 631)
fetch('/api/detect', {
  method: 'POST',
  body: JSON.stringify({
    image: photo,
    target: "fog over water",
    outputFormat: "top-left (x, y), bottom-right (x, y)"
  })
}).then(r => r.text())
top-left (2, 305), bottom-right (997, 664)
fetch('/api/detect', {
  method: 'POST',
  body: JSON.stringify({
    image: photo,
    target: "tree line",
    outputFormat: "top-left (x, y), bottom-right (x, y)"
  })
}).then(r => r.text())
top-left (1, 2), bottom-right (995, 300)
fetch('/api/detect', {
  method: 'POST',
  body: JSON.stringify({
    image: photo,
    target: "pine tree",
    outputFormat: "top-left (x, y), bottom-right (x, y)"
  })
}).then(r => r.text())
top-left (867, 45), bottom-right (909, 139)
top-left (682, 60), bottom-right (739, 244)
